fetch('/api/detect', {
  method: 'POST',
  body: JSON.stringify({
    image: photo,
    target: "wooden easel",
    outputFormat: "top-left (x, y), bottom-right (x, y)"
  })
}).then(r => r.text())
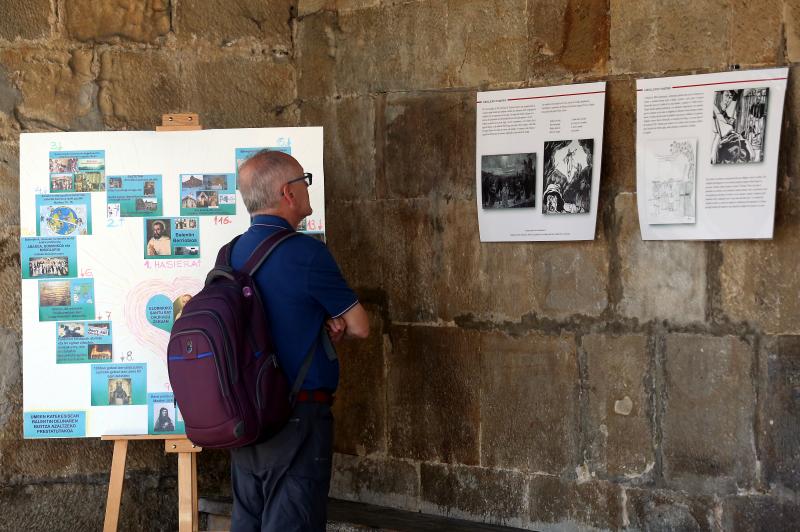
top-left (103, 113), bottom-right (204, 532)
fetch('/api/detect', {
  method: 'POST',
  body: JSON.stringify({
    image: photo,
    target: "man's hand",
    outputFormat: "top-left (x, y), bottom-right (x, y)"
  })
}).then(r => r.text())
top-left (325, 317), bottom-right (347, 343)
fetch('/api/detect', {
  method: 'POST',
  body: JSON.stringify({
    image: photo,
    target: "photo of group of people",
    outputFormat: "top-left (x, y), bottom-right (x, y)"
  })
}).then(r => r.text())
top-left (29, 256), bottom-right (69, 278)
top-left (481, 153), bottom-right (536, 209)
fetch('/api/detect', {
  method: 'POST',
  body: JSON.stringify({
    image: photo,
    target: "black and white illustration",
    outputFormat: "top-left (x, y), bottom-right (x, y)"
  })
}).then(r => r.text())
top-left (541, 139), bottom-right (593, 215)
top-left (645, 138), bottom-right (697, 225)
top-left (711, 88), bottom-right (769, 164)
top-left (480, 153), bottom-right (536, 209)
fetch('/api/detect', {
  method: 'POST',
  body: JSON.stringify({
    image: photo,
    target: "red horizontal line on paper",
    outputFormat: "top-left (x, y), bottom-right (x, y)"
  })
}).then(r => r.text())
top-left (671, 77), bottom-right (786, 89)
top-left (476, 90), bottom-right (605, 103)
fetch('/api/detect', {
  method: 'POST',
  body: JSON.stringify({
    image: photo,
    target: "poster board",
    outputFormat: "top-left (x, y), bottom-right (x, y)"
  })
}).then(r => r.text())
top-left (20, 127), bottom-right (324, 438)
top-left (636, 68), bottom-right (788, 240)
top-left (475, 82), bottom-right (606, 241)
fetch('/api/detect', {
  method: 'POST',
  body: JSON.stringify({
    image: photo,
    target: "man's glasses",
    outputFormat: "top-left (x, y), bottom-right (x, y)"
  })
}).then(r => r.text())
top-left (285, 173), bottom-right (312, 187)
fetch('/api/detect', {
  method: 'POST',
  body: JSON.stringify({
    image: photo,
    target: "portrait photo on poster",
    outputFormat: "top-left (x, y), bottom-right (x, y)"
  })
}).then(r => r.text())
top-left (480, 152), bottom-right (536, 209)
top-left (711, 87), bottom-right (769, 165)
top-left (542, 139), bottom-right (594, 215)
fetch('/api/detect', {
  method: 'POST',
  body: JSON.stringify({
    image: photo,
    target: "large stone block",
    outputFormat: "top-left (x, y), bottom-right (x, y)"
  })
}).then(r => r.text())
top-left (529, 476), bottom-right (623, 530)
top-left (583, 334), bottom-right (653, 478)
top-left (788, 0), bottom-right (800, 63)
top-left (0, 327), bottom-right (20, 436)
top-left (0, 225), bottom-right (21, 334)
top-left (0, 0), bottom-right (51, 41)
top-left (99, 50), bottom-right (185, 130)
top-left (419, 462), bottom-right (527, 527)
top-left (662, 334), bottom-right (756, 490)
top-left (445, 0), bottom-right (527, 87)
top-left (296, 10), bottom-right (338, 101)
top-left (0, 142), bottom-right (20, 224)
top-left (480, 332), bottom-right (579, 474)
top-left (324, 199), bottom-right (386, 291)
top-left (331, 304), bottom-right (386, 455)
top-left (330, 453), bottom-right (419, 511)
top-left (602, 79), bottom-right (636, 194)
top-left (64, 0), bottom-right (170, 43)
top-left (386, 325), bottom-right (481, 465)
top-left (761, 336), bottom-right (800, 491)
top-left (609, 0), bottom-right (728, 74)
top-left (722, 496), bottom-right (800, 532)
top-left (0, 478), bottom-right (178, 530)
top-left (382, 91), bottom-right (474, 201)
top-left (176, 0), bottom-right (293, 49)
top-left (729, 0), bottom-right (783, 66)
top-left (299, 96), bottom-right (376, 201)
top-left (1, 48), bottom-right (99, 131)
top-left (624, 488), bottom-right (715, 531)
top-left (616, 193), bottom-right (706, 325)
top-left (527, 0), bottom-right (609, 77)
top-left (183, 55), bottom-right (297, 128)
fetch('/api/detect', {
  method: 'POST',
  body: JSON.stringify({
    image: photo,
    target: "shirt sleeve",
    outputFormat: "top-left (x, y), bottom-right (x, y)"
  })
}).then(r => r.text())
top-left (305, 243), bottom-right (359, 318)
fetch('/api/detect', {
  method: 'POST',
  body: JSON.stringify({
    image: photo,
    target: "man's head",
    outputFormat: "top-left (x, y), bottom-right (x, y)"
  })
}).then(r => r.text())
top-left (151, 221), bottom-right (165, 238)
top-left (238, 150), bottom-right (312, 227)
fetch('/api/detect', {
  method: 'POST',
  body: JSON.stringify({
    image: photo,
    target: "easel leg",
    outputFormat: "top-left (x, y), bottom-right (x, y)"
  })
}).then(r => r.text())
top-left (178, 451), bottom-right (197, 532)
top-left (103, 439), bottom-right (129, 532)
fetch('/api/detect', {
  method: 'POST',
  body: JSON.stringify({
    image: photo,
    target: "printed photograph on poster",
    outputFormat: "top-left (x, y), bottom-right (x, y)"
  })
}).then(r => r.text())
top-left (645, 138), bottom-right (697, 225)
top-left (147, 393), bottom-right (185, 435)
top-left (36, 193), bottom-right (92, 237)
top-left (55, 320), bottom-right (113, 364)
top-left (21, 237), bottom-right (78, 279)
top-left (38, 278), bottom-right (95, 321)
top-left (90, 363), bottom-right (147, 406)
top-left (23, 411), bottom-right (86, 438)
top-left (106, 175), bottom-right (163, 217)
top-left (711, 88), bottom-right (769, 165)
top-left (542, 139), bottom-right (594, 215)
top-left (143, 217), bottom-right (200, 259)
top-left (49, 150), bottom-right (105, 192)
top-left (179, 174), bottom-right (236, 216)
top-left (480, 153), bottom-right (536, 209)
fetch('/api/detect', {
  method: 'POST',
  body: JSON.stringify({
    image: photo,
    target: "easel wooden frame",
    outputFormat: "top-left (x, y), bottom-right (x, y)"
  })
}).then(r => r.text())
top-left (102, 113), bottom-right (204, 532)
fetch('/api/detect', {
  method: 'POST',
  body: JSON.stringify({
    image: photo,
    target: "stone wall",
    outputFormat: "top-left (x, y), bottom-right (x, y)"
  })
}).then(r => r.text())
top-left (1, 1), bottom-right (799, 530)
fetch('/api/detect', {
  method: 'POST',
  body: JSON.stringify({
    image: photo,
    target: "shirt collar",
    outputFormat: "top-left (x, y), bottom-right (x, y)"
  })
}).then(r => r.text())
top-left (250, 214), bottom-right (293, 230)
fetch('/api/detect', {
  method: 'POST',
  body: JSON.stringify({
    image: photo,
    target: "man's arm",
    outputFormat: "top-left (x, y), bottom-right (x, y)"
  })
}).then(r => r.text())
top-left (326, 303), bottom-right (369, 341)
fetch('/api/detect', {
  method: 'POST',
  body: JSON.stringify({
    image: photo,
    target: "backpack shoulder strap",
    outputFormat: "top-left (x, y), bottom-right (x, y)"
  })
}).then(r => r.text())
top-left (215, 235), bottom-right (241, 267)
top-left (242, 228), bottom-right (298, 276)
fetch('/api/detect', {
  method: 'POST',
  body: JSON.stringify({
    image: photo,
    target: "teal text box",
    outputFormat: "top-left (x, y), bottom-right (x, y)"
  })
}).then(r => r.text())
top-left (55, 320), bottom-right (113, 364)
top-left (35, 193), bottom-right (92, 236)
top-left (147, 393), bottom-right (186, 435)
top-left (90, 363), bottom-right (147, 406)
top-left (49, 150), bottom-right (105, 193)
top-left (21, 237), bottom-right (77, 279)
top-left (143, 217), bottom-right (200, 260)
top-left (106, 174), bottom-right (163, 217)
top-left (24, 411), bottom-right (86, 438)
top-left (38, 278), bottom-right (95, 322)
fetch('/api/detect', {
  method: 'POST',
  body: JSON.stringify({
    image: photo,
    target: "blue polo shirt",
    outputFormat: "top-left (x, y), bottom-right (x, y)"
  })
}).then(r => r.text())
top-left (230, 215), bottom-right (358, 392)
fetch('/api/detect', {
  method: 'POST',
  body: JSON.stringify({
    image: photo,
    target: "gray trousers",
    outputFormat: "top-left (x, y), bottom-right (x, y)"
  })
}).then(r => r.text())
top-left (230, 403), bottom-right (334, 532)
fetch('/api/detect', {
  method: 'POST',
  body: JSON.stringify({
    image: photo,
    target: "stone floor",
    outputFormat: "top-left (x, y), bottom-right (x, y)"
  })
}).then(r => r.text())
top-left (200, 497), bottom-right (531, 531)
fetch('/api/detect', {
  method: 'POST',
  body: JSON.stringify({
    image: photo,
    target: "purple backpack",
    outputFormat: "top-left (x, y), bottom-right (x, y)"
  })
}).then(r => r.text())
top-left (167, 228), bottom-right (314, 449)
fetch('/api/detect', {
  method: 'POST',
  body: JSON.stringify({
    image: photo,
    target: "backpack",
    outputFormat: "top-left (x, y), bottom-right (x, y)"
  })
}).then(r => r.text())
top-left (167, 228), bottom-right (316, 449)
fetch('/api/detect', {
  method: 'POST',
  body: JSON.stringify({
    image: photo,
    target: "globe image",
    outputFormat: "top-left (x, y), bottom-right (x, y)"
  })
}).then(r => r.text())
top-left (46, 206), bottom-right (81, 236)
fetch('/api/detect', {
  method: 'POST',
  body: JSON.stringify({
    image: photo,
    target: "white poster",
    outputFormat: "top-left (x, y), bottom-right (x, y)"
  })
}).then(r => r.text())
top-left (636, 68), bottom-right (788, 240)
top-left (20, 127), bottom-right (324, 439)
top-left (475, 82), bottom-right (606, 241)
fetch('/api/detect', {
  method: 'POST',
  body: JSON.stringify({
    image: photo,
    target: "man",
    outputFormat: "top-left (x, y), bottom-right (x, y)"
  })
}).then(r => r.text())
top-left (146, 220), bottom-right (171, 256)
top-left (230, 150), bottom-right (369, 531)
